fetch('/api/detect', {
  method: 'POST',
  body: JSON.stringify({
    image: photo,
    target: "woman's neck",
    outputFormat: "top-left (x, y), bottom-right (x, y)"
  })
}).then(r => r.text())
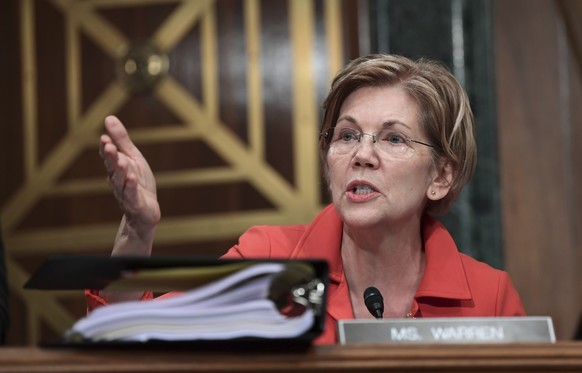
top-left (341, 220), bottom-right (426, 318)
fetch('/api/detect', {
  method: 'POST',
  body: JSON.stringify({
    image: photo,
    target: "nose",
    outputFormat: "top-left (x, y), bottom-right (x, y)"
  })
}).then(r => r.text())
top-left (352, 133), bottom-right (379, 168)
top-left (359, 133), bottom-right (377, 144)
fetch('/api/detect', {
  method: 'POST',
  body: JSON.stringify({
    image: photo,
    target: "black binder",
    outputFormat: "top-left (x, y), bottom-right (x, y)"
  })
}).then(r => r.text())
top-left (25, 254), bottom-right (329, 350)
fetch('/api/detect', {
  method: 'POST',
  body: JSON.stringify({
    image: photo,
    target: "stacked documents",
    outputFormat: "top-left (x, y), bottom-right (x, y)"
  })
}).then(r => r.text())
top-left (66, 262), bottom-right (324, 343)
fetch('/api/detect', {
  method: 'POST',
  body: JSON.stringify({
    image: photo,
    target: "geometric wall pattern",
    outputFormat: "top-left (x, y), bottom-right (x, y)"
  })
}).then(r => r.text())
top-left (2, 0), bottom-right (345, 344)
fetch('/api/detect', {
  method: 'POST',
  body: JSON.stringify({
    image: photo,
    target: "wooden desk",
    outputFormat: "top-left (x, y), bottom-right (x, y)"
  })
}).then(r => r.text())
top-left (2, 342), bottom-right (582, 372)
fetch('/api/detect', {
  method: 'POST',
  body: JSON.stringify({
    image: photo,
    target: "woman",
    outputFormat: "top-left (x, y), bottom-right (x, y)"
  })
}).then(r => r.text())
top-left (89, 54), bottom-right (525, 344)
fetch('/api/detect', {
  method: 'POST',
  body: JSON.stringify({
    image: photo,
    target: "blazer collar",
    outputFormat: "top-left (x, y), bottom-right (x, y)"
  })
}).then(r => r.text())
top-left (415, 214), bottom-right (472, 300)
top-left (288, 205), bottom-right (473, 320)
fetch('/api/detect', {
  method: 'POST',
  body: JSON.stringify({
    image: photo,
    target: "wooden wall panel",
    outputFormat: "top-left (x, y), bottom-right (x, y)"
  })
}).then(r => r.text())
top-left (494, 0), bottom-right (582, 339)
top-left (560, 0), bottom-right (582, 337)
top-left (0, 0), bottom-right (350, 345)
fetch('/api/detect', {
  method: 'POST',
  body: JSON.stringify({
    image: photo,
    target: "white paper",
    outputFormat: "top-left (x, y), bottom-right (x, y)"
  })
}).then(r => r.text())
top-left (70, 262), bottom-right (315, 342)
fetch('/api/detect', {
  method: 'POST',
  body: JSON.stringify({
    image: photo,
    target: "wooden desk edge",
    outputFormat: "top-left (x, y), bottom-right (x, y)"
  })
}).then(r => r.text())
top-left (1, 341), bottom-right (582, 372)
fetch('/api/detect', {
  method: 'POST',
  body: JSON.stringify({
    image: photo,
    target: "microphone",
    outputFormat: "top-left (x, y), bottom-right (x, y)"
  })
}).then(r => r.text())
top-left (363, 286), bottom-right (384, 319)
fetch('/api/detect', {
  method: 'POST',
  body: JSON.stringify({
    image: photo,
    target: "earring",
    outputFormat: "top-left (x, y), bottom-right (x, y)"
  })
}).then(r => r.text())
top-left (431, 191), bottom-right (436, 196)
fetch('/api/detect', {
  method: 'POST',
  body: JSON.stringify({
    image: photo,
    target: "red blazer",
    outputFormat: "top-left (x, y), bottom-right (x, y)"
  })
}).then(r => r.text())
top-left (86, 205), bottom-right (525, 345)
top-left (221, 204), bottom-right (526, 344)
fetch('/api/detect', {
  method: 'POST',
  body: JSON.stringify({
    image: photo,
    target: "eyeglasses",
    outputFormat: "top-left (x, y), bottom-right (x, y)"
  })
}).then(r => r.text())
top-left (320, 126), bottom-right (433, 159)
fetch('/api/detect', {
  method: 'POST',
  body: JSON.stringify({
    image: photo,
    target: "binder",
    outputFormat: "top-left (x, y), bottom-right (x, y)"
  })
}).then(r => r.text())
top-left (25, 255), bottom-right (329, 349)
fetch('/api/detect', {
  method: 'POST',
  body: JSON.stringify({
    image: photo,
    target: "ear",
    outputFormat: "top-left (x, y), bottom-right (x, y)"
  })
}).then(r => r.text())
top-left (427, 161), bottom-right (454, 201)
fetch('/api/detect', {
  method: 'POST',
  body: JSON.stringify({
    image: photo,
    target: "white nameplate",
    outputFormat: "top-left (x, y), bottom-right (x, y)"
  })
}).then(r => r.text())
top-left (338, 317), bottom-right (555, 345)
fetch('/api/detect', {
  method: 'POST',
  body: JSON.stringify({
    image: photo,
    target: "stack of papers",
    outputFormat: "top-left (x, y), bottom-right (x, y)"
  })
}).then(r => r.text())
top-left (67, 262), bottom-right (320, 342)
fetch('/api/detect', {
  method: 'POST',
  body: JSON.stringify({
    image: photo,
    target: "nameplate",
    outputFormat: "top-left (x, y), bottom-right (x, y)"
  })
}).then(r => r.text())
top-left (338, 317), bottom-right (555, 345)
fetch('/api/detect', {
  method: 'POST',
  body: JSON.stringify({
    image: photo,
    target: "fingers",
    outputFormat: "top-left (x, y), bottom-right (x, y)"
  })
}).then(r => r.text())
top-left (104, 115), bottom-right (141, 158)
top-left (100, 139), bottom-right (116, 172)
top-left (100, 116), bottom-right (139, 201)
top-left (100, 115), bottom-right (158, 222)
top-left (110, 152), bottom-right (129, 192)
top-left (101, 138), bottom-right (131, 203)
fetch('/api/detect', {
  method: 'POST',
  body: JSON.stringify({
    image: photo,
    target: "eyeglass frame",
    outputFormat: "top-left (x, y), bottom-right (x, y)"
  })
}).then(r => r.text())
top-left (319, 126), bottom-right (434, 157)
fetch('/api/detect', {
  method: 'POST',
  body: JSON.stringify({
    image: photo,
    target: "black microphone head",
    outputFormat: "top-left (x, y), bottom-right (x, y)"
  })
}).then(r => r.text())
top-left (363, 286), bottom-right (384, 319)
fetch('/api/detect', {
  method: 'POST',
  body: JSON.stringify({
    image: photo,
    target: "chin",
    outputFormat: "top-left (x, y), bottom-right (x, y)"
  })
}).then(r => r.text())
top-left (337, 206), bottom-right (385, 228)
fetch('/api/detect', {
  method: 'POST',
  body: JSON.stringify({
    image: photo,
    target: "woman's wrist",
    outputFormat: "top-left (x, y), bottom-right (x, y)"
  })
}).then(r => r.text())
top-left (111, 215), bottom-right (157, 257)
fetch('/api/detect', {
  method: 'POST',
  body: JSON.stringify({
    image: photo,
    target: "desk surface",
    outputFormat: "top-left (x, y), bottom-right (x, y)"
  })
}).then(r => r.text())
top-left (2, 342), bottom-right (582, 372)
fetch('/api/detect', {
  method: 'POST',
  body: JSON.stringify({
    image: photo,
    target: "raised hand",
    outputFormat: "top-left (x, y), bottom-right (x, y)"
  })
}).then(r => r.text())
top-left (99, 115), bottom-right (160, 256)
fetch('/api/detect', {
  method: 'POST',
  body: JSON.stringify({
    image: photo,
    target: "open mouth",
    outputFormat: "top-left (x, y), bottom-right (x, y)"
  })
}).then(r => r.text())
top-left (352, 185), bottom-right (374, 195)
top-left (347, 181), bottom-right (378, 196)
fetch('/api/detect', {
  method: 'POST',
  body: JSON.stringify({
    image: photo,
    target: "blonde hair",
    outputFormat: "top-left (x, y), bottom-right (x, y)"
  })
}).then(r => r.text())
top-left (320, 54), bottom-right (476, 215)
